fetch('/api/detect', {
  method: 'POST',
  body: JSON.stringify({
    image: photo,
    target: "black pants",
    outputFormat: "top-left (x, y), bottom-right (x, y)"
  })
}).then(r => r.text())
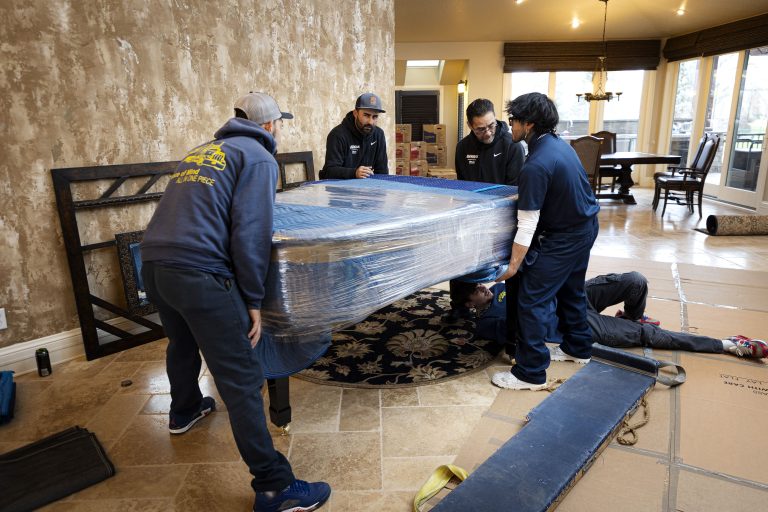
top-left (142, 262), bottom-right (294, 492)
top-left (585, 272), bottom-right (723, 353)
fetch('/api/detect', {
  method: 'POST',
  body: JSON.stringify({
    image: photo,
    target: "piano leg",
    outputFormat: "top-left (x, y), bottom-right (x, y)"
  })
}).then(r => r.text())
top-left (267, 377), bottom-right (291, 433)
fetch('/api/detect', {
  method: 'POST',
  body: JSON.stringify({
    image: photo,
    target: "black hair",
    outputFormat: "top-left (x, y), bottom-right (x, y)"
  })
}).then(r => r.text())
top-left (453, 281), bottom-right (482, 308)
top-left (465, 98), bottom-right (495, 124)
top-left (234, 108), bottom-right (248, 119)
top-left (505, 92), bottom-right (559, 135)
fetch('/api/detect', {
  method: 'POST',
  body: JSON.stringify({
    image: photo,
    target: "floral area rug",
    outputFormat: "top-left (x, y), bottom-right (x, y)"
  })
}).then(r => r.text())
top-left (295, 289), bottom-right (503, 388)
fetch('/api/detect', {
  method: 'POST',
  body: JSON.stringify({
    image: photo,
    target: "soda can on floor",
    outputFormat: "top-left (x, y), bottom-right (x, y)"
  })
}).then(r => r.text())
top-left (36, 348), bottom-right (52, 377)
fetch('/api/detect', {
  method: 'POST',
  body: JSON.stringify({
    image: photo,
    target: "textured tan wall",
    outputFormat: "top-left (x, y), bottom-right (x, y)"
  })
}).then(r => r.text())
top-left (0, 0), bottom-right (395, 349)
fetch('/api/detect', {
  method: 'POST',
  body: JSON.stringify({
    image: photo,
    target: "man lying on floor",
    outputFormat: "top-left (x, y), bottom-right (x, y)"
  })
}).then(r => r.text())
top-left (461, 271), bottom-right (767, 361)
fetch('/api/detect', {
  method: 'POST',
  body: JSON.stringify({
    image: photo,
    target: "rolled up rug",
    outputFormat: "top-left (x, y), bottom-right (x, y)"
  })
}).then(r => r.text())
top-left (706, 214), bottom-right (768, 236)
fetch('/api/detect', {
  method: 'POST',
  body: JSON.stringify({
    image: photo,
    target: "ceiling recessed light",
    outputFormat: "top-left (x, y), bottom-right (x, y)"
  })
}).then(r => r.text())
top-left (515, 0), bottom-right (524, 5)
top-left (571, 17), bottom-right (581, 29)
top-left (676, 8), bottom-right (685, 15)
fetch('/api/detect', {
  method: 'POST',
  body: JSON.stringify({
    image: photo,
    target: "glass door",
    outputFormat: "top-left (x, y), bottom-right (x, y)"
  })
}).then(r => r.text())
top-left (719, 47), bottom-right (768, 206)
top-left (702, 53), bottom-right (739, 194)
top-left (668, 59), bottom-right (699, 165)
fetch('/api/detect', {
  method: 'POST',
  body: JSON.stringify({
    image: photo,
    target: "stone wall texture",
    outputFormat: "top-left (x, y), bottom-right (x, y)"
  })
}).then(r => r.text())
top-left (0, 0), bottom-right (395, 349)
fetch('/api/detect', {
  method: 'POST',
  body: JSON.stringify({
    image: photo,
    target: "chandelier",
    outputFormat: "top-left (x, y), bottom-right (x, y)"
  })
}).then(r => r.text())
top-left (577, 0), bottom-right (622, 102)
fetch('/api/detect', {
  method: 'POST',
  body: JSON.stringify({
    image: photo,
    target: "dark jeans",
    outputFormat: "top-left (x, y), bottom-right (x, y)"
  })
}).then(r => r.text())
top-left (141, 262), bottom-right (294, 493)
top-left (585, 272), bottom-right (722, 353)
top-left (513, 217), bottom-right (599, 384)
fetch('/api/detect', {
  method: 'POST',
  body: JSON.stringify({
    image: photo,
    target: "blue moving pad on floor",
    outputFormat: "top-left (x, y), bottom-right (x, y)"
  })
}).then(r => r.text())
top-left (433, 345), bottom-right (685, 512)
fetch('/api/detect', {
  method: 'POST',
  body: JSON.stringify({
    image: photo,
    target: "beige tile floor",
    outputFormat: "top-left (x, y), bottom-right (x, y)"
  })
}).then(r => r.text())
top-left (4, 187), bottom-right (768, 511)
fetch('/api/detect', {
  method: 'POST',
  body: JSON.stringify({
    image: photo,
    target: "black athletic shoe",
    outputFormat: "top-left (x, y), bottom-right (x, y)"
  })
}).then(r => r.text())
top-left (168, 396), bottom-right (216, 434)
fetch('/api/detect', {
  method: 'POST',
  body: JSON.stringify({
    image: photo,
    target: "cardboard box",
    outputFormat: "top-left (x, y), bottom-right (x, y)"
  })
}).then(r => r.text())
top-left (423, 124), bottom-right (447, 145)
top-left (410, 141), bottom-right (426, 161)
top-left (395, 159), bottom-right (408, 176)
top-left (396, 143), bottom-right (410, 160)
top-left (427, 167), bottom-right (457, 180)
top-left (409, 159), bottom-right (429, 177)
top-left (396, 124), bottom-right (412, 143)
top-left (426, 144), bottom-right (447, 168)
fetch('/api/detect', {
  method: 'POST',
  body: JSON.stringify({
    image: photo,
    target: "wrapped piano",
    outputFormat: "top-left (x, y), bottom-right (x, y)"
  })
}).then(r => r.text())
top-left (255, 175), bottom-right (518, 378)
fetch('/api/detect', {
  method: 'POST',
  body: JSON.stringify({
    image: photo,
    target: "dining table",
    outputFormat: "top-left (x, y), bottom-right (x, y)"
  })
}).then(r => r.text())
top-left (598, 152), bottom-right (682, 204)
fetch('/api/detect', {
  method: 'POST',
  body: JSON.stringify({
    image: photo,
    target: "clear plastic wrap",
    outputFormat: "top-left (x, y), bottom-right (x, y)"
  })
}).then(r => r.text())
top-left (261, 175), bottom-right (518, 342)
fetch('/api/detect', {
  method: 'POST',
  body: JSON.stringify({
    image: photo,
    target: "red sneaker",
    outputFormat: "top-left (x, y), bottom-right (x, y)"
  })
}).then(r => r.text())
top-left (726, 336), bottom-right (768, 359)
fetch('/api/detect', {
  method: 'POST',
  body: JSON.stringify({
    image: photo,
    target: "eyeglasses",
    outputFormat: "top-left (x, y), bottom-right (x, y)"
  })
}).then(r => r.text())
top-left (471, 121), bottom-right (497, 134)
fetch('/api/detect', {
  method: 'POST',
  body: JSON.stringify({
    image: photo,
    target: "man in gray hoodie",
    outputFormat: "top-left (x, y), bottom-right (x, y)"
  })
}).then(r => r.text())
top-left (141, 92), bottom-right (330, 512)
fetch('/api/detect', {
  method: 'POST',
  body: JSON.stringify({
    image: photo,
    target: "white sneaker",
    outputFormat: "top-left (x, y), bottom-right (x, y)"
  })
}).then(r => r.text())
top-left (549, 346), bottom-right (590, 365)
top-left (491, 371), bottom-right (547, 390)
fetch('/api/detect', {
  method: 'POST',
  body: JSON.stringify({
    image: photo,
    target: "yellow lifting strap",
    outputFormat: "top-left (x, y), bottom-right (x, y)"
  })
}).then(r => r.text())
top-left (413, 464), bottom-right (469, 512)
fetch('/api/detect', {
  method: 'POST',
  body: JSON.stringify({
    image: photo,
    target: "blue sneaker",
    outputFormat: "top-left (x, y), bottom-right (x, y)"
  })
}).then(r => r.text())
top-left (168, 396), bottom-right (216, 434)
top-left (254, 479), bottom-right (331, 512)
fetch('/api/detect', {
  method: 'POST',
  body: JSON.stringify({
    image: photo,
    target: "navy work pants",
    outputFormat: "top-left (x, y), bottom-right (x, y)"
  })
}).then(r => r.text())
top-left (512, 217), bottom-right (599, 384)
top-left (141, 262), bottom-right (294, 493)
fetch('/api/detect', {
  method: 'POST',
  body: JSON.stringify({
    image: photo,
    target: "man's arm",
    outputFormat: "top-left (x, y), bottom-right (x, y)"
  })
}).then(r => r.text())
top-left (496, 209), bottom-right (540, 282)
top-left (320, 129), bottom-right (357, 179)
top-left (230, 158), bottom-right (278, 345)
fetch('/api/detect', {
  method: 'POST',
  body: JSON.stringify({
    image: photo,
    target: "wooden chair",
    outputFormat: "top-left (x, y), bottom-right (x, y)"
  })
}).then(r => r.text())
top-left (592, 130), bottom-right (621, 192)
top-left (275, 151), bottom-right (316, 191)
top-left (653, 133), bottom-right (709, 184)
top-left (653, 134), bottom-right (720, 217)
top-left (652, 133), bottom-right (710, 210)
top-left (570, 135), bottom-right (603, 196)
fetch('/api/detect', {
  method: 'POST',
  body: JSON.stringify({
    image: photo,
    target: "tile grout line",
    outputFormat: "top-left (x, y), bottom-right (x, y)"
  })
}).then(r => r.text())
top-left (668, 260), bottom-right (684, 512)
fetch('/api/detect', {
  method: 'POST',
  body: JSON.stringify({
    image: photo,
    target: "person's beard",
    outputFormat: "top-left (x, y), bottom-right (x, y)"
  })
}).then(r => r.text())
top-left (356, 119), bottom-right (373, 134)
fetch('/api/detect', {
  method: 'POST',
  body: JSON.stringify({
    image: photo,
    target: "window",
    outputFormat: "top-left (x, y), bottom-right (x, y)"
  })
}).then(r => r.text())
top-left (603, 70), bottom-right (645, 151)
top-left (395, 90), bottom-right (440, 142)
top-left (703, 53), bottom-right (739, 184)
top-left (669, 59), bottom-right (700, 164)
top-left (554, 72), bottom-right (591, 139)
top-left (725, 47), bottom-right (768, 192)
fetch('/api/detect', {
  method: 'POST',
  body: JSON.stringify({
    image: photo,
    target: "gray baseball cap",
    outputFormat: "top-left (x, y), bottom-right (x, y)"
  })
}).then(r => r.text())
top-left (233, 92), bottom-right (294, 124)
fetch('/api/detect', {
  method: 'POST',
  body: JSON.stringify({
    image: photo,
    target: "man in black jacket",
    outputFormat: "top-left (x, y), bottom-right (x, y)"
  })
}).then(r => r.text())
top-left (455, 98), bottom-right (524, 184)
top-left (320, 93), bottom-right (388, 179)
top-left (444, 99), bottom-right (525, 323)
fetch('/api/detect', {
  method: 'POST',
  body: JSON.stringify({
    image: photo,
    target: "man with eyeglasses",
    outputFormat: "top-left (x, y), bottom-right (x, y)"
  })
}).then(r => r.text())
top-left (444, 99), bottom-right (525, 324)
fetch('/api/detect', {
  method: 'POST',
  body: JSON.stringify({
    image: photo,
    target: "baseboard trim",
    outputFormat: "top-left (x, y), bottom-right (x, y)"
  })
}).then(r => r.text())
top-left (0, 317), bottom-right (144, 376)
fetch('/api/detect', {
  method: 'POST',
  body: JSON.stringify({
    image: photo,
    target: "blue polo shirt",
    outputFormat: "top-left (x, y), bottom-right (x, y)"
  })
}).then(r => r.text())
top-left (518, 133), bottom-right (599, 232)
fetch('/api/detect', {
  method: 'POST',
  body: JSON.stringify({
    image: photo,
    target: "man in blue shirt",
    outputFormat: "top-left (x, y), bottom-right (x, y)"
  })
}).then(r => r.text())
top-left (493, 92), bottom-right (600, 390)
top-left (141, 92), bottom-right (330, 511)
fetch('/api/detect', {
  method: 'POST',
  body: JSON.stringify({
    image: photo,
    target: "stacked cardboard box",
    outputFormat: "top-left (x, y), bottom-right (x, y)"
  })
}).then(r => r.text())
top-left (394, 123), bottom-right (448, 176)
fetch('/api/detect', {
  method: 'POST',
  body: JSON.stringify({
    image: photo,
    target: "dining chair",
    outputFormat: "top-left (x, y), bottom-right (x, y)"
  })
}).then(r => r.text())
top-left (653, 134), bottom-right (721, 217)
top-left (592, 130), bottom-right (621, 192)
top-left (652, 133), bottom-right (709, 210)
top-left (570, 135), bottom-right (603, 196)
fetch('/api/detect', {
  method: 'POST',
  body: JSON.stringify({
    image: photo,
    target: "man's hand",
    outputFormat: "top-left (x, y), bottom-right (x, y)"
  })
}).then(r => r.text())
top-left (355, 166), bottom-right (374, 178)
top-left (247, 309), bottom-right (262, 348)
top-left (495, 261), bottom-right (519, 282)
top-left (496, 243), bottom-right (529, 282)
